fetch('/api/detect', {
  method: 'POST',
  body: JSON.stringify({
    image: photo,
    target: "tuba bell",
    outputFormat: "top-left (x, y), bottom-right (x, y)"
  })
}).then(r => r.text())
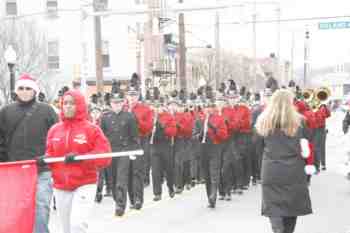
top-left (315, 87), bottom-right (331, 102)
top-left (302, 88), bottom-right (314, 102)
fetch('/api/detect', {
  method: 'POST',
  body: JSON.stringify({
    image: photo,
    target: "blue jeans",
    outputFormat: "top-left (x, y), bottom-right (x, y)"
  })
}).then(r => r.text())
top-left (33, 171), bottom-right (53, 233)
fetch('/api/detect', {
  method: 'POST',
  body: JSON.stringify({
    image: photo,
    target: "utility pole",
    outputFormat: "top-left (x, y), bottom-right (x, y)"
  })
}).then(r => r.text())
top-left (252, 1), bottom-right (257, 91)
top-left (179, 0), bottom-right (187, 94)
top-left (214, 2), bottom-right (220, 91)
top-left (276, 5), bottom-right (281, 83)
top-left (304, 28), bottom-right (310, 87)
top-left (135, 0), bottom-right (142, 78)
top-left (290, 32), bottom-right (295, 82)
top-left (93, 0), bottom-right (104, 95)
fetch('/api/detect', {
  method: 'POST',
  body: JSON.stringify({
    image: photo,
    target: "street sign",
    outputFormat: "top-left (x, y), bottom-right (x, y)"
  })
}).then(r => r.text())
top-left (318, 21), bottom-right (350, 30)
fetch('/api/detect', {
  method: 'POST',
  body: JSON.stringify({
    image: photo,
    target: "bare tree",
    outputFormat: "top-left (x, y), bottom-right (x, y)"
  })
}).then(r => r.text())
top-left (0, 20), bottom-right (62, 104)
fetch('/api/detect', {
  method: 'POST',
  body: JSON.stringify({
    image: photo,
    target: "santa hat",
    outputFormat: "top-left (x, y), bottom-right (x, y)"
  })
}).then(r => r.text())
top-left (300, 138), bottom-right (317, 175)
top-left (15, 74), bottom-right (39, 93)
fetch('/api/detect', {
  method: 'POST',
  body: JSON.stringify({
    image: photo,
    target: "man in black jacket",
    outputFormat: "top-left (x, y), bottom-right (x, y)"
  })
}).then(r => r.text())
top-left (100, 93), bottom-right (141, 217)
top-left (0, 74), bottom-right (58, 233)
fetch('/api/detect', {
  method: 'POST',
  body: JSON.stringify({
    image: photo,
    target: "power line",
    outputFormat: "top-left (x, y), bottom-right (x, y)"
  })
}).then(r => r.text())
top-left (186, 15), bottom-right (350, 26)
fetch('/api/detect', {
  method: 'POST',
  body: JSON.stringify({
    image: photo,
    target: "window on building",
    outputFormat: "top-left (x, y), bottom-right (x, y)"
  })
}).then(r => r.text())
top-left (95, 0), bottom-right (108, 11)
top-left (102, 40), bottom-right (110, 68)
top-left (47, 0), bottom-right (58, 17)
top-left (48, 41), bottom-right (60, 70)
top-left (6, 0), bottom-right (17, 16)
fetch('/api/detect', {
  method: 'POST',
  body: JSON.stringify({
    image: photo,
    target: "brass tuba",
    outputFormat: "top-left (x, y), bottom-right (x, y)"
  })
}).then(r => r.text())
top-left (315, 87), bottom-right (331, 102)
top-left (302, 88), bottom-right (314, 102)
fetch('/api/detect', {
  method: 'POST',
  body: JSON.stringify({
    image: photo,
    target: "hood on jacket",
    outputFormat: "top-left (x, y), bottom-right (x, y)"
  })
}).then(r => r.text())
top-left (60, 90), bottom-right (88, 121)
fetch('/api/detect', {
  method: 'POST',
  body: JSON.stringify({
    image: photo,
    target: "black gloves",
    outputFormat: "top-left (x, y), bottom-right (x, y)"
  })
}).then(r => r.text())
top-left (64, 154), bottom-right (79, 164)
top-left (36, 156), bottom-right (47, 167)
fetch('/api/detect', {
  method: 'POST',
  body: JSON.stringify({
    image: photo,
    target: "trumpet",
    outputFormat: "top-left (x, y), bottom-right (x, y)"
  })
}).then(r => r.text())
top-left (202, 113), bottom-right (210, 144)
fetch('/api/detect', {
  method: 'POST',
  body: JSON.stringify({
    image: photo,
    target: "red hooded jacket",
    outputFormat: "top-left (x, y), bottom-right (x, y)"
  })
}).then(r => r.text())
top-left (234, 105), bottom-right (252, 133)
top-left (206, 112), bottom-right (228, 144)
top-left (46, 90), bottom-right (111, 191)
top-left (222, 106), bottom-right (237, 136)
top-left (175, 112), bottom-right (194, 138)
top-left (158, 111), bottom-right (177, 138)
top-left (314, 105), bottom-right (331, 128)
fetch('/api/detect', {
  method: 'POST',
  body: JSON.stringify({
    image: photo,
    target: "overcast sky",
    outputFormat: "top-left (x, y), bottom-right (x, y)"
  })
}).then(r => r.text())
top-left (161, 0), bottom-right (350, 69)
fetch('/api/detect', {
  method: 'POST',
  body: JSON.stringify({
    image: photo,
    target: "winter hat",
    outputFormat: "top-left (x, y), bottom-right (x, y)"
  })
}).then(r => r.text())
top-left (15, 74), bottom-right (39, 93)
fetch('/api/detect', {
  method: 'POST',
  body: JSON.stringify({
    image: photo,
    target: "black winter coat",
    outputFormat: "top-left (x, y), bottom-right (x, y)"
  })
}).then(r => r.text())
top-left (100, 110), bottom-right (141, 152)
top-left (259, 125), bottom-right (312, 217)
top-left (0, 100), bottom-right (58, 172)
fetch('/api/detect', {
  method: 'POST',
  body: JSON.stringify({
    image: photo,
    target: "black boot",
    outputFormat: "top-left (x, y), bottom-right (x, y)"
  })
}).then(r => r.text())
top-left (95, 192), bottom-right (103, 203)
top-left (115, 206), bottom-right (125, 217)
top-left (153, 195), bottom-right (162, 201)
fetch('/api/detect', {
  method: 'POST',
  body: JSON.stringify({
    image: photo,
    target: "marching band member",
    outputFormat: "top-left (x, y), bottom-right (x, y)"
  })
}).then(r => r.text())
top-left (125, 87), bottom-right (153, 209)
top-left (200, 97), bottom-right (228, 208)
top-left (100, 92), bottom-right (141, 216)
top-left (150, 98), bottom-right (177, 201)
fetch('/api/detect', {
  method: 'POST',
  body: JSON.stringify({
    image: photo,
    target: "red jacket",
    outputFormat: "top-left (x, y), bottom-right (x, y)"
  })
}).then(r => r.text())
top-left (294, 100), bottom-right (309, 114)
top-left (158, 111), bottom-right (177, 138)
top-left (175, 112), bottom-right (193, 138)
top-left (205, 112), bottom-right (228, 144)
top-left (314, 105), bottom-right (331, 128)
top-left (234, 105), bottom-right (252, 133)
top-left (222, 106), bottom-right (237, 136)
top-left (46, 90), bottom-right (112, 191)
top-left (131, 102), bottom-right (154, 137)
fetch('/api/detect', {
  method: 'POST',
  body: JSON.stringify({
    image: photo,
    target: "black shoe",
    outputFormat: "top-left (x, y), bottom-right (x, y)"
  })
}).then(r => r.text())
top-left (242, 186), bottom-right (248, 190)
top-left (191, 180), bottom-right (196, 187)
top-left (134, 200), bottom-right (142, 210)
top-left (104, 189), bottom-right (112, 197)
top-left (153, 195), bottom-right (162, 201)
top-left (95, 192), bottom-right (103, 203)
top-left (115, 207), bottom-right (125, 217)
top-left (169, 190), bottom-right (175, 198)
top-left (175, 187), bottom-right (183, 194)
top-left (321, 166), bottom-right (326, 171)
top-left (185, 184), bottom-right (191, 190)
top-left (252, 179), bottom-right (257, 186)
top-left (225, 194), bottom-right (232, 201)
top-left (218, 195), bottom-right (225, 200)
top-left (208, 198), bottom-right (216, 208)
top-left (236, 189), bottom-right (243, 195)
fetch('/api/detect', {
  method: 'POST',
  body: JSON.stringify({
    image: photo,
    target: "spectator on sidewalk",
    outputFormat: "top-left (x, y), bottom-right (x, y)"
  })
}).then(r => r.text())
top-left (255, 89), bottom-right (313, 233)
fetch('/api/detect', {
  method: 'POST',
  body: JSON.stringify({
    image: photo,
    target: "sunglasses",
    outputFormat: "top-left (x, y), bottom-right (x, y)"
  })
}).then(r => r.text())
top-left (18, 87), bottom-right (33, 91)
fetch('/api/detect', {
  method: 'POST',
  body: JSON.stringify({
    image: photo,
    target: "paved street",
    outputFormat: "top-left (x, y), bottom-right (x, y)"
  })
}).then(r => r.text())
top-left (50, 110), bottom-right (350, 233)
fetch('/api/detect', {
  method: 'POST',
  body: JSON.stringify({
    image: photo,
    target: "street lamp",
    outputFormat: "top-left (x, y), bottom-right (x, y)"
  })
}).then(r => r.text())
top-left (5, 45), bottom-right (17, 101)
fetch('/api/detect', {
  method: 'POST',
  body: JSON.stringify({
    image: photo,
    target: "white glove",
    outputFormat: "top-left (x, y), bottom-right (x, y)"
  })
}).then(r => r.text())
top-left (129, 155), bottom-right (137, 160)
top-left (305, 165), bottom-right (317, 175)
top-left (300, 138), bottom-right (310, 159)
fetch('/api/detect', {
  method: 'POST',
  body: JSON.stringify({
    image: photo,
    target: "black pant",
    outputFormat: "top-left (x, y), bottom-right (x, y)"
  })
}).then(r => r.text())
top-left (252, 132), bottom-right (263, 181)
top-left (174, 139), bottom-right (186, 189)
top-left (220, 140), bottom-right (231, 195)
top-left (111, 157), bottom-right (130, 210)
top-left (151, 142), bottom-right (174, 196)
top-left (128, 155), bottom-right (144, 205)
top-left (202, 143), bottom-right (222, 204)
top-left (96, 165), bottom-right (113, 194)
top-left (269, 217), bottom-right (297, 233)
top-left (313, 127), bottom-right (327, 169)
top-left (141, 138), bottom-right (151, 184)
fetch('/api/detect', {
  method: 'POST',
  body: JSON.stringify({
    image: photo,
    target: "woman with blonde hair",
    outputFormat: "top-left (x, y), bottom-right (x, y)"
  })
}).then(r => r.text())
top-left (255, 89), bottom-right (312, 233)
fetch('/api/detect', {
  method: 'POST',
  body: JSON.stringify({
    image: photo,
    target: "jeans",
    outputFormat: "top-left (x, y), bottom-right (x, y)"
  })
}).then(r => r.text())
top-left (33, 171), bottom-right (53, 233)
